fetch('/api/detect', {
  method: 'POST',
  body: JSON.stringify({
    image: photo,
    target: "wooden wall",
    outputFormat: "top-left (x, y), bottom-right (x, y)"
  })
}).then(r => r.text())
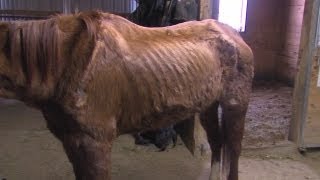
top-left (242, 0), bottom-right (305, 84)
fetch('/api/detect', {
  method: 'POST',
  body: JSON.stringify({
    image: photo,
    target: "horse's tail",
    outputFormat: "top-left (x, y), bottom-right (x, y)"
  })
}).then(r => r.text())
top-left (212, 20), bottom-right (254, 179)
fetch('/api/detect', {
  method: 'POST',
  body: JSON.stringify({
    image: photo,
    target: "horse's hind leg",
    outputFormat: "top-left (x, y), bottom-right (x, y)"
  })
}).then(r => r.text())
top-left (220, 93), bottom-right (250, 180)
top-left (199, 102), bottom-right (222, 180)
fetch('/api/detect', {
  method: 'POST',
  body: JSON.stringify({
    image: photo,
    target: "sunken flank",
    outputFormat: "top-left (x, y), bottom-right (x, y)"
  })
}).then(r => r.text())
top-left (0, 11), bottom-right (254, 180)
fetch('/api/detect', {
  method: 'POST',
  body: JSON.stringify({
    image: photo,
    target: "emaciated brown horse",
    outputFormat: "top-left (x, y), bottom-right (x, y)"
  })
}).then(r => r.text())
top-left (0, 11), bottom-right (254, 180)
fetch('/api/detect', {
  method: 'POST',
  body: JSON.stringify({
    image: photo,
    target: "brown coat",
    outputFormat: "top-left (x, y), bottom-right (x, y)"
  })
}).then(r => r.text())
top-left (0, 12), bottom-right (253, 180)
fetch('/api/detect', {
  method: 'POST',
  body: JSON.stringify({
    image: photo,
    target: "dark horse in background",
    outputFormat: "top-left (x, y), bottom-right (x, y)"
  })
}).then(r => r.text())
top-left (128, 0), bottom-right (199, 151)
top-left (128, 0), bottom-right (198, 26)
top-left (0, 11), bottom-right (253, 180)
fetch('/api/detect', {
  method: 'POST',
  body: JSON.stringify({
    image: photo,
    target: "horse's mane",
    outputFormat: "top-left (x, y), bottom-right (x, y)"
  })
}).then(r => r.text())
top-left (6, 11), bottom-right (102, 86)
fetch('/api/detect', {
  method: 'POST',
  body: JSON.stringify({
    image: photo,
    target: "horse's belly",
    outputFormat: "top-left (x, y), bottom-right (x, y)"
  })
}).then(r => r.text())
top-left (143, 71), bottom-right (222, 130)
top-left (139, 105), bottom-right (196, 130)
top-left (119, 61), bottom-right (222, 133)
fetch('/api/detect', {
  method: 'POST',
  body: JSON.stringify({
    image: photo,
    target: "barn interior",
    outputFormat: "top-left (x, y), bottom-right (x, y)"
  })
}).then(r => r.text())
top-left (0, 0), bottom-right (320, 180)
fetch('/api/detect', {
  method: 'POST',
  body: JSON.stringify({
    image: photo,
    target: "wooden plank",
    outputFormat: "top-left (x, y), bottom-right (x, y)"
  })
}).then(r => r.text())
top-left (305, 144), bottom-right (320, 149)
top-left (0, 9), bottom-right (60, 20)
top-left (0, 9), bottom-right (60, 17)
top-left (303, 49), bottom-right (320, 145)
top-left (199, 0), bottom-right (212, 19)
top-left (289, 0), bottom-right (320, 148)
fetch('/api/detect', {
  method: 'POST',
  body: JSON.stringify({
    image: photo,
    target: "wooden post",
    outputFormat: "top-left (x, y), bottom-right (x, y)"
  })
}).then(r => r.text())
top-left (199, 0), bottom-right (213, 19)
top-left (289, 0), bottom-right (320, 150)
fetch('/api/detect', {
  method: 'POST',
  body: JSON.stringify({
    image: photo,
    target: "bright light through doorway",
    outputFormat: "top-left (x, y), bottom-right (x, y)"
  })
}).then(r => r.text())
top-left (218, 0), bottom-right (248, 32)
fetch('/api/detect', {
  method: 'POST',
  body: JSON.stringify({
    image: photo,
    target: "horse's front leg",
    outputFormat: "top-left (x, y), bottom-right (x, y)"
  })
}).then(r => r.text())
top-left (42, 105), bottom-right (115, 180)
top-left (62, 131), bottom-right (114, 180)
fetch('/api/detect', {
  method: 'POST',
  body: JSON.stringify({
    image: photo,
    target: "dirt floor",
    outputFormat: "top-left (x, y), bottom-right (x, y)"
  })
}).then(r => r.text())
top-left (0, 82), bottom-right (320, 180)
top-left (243, 81), bottom-right (293, 148)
